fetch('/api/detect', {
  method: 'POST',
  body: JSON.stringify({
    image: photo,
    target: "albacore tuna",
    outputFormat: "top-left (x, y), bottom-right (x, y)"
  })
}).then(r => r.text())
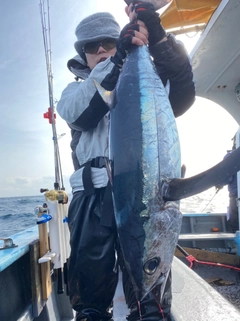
top-left (95, 43), bottom-right (240, 304)
top-left (109, 44), bottom-right (182, 302)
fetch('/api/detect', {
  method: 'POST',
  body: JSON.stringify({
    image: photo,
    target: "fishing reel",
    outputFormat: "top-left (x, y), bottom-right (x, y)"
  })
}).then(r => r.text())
top-left (40, 188), bottom-right (68, 204)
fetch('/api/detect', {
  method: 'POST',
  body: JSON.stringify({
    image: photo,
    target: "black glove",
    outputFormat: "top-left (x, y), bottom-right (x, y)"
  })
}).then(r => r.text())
top-left (133, 1), bottom-right (166, 46)
top-left (111, 21), bottom-right (139, 66)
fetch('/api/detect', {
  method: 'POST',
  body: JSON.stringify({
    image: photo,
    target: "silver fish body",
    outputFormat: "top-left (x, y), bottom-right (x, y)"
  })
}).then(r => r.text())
top-left (109, 45), bottom-right (182, 302)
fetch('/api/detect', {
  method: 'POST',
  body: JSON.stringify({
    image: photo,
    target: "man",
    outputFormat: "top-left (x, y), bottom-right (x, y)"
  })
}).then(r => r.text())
top-left (57, 2), bottom-right (195, 320)
top-left (216, 135), bottom-right (239, 233)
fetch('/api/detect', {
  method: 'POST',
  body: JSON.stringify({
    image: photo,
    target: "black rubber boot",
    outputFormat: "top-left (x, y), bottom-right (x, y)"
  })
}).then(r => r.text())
top-left (126, 293), bottom-right (171, 321)
top-left (75, 308), bottom-right (113, 321)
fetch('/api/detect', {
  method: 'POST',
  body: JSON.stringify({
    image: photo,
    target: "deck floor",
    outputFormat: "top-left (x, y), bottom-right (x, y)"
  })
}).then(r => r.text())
top-left (68, 258), bottom-right (240, 321)
top-left (113, 272), bottom-right (129, 320)
top-left (190, 262), bottom-right (240, 312)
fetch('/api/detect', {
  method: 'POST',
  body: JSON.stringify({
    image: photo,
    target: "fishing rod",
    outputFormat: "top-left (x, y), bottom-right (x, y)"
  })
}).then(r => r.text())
top-left (39, 0), bottom-right (64, 191)
top-left (38, 0), bottom-right (70, 295)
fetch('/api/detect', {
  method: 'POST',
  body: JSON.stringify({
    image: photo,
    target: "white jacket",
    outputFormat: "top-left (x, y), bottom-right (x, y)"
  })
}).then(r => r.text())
top-left (57, 55), bottom-right (119, 193)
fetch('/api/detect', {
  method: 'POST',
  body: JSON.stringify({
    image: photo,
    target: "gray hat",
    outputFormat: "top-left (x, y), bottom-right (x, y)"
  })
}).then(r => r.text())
top-left (74, 12), bottom-right (120, 60)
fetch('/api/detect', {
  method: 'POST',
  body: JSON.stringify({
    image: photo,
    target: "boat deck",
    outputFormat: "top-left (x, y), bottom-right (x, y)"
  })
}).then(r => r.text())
top-left (112, 257), bottom-right (240, 321)
top-left (68, 259), bottom-right (240, 321)
top-left (1, 227), bottom-right (240, 321)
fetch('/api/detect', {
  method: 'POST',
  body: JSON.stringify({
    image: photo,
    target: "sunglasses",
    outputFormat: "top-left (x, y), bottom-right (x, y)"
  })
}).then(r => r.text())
top-left (83, 38), bottom-right (117, 54)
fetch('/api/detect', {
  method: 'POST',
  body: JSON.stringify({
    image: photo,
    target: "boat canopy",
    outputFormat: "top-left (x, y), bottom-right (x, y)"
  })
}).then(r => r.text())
top-left (161, 0), bottom-right (222, 31)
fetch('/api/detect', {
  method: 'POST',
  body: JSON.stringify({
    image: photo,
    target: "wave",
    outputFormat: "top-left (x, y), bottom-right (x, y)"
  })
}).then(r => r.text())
top-left (17, 198), bottom-right (28, 203)
top-left (0, 212), bottom-right (35, 219)
top-left (0, 213), bottom-right (13, 220)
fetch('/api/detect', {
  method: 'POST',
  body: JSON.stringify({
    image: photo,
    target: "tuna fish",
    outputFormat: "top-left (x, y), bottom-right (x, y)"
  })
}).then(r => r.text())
top-left (108, 44), bottom-right (181, 303)
top-left (96, 43), bottom-right (240, 306)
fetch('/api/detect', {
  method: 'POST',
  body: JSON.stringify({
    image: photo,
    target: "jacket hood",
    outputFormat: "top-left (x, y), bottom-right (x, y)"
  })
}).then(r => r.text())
top-left (67, 55), bottom-right (91, 80)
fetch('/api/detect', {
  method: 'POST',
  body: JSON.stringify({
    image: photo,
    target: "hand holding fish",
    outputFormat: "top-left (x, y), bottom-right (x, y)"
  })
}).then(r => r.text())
top-left (111, 14), bottom-right (148, 66)
top-left (112, 1), bottom-right (168, 67)
top-left (126, 1), bottom-right (167, 46)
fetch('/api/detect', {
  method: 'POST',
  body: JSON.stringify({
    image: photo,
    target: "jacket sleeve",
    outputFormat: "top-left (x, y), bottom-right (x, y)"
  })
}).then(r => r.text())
top-left (57, 58), bottom-right (120, 131)
top-left (150, 34), bottom-right (196, 117)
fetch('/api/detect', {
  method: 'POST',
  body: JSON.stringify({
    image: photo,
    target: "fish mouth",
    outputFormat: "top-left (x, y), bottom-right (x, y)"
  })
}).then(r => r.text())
top-left (143, 257), bottom-right (160, 275)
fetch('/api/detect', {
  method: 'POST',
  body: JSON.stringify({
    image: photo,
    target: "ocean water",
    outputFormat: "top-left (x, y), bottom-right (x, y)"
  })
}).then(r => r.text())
top-left (0, 195), bottom-right (46, 238)
top-left (180, 187), bottom-right (229, 214)
top-left (0, 188), bottom-right (229, 238)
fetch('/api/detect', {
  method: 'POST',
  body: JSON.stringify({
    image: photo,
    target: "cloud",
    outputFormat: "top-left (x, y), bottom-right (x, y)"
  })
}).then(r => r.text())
top-left (0, 175), bottom-right (71, 197)
top-left (0, 58), bottom-right (16, 70)
top-left (14, 177), bottom-right (31, 185)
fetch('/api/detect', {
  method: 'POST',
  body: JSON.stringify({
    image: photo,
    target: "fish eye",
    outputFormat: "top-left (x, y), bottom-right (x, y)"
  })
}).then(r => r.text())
top-left (143, 257), bottom-right (160, 275)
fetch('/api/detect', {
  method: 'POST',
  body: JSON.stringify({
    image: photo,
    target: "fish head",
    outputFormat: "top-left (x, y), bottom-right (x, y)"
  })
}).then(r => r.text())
top-left (140, 205), bottom-right (182, 301)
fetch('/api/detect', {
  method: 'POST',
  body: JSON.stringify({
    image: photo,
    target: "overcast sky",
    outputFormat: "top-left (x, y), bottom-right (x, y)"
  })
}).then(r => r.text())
top-left (0, 0), bottom-right (238, 197)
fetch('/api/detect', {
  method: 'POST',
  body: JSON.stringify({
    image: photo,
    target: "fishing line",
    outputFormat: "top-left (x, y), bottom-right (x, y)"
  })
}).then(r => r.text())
top-left (201, 187), bottom-right (220, 213)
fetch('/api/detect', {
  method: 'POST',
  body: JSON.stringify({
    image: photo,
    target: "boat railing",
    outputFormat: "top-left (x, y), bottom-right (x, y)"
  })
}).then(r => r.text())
top-left (179, 212), bottom-right (240, 255)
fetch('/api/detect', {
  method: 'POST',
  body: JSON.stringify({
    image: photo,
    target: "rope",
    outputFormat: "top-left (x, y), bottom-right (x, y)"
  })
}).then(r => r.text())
top-left (177, 244), bottom-right (240, 272)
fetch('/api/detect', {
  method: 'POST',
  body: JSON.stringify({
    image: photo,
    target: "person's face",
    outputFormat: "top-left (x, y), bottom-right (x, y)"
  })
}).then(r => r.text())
top-left (84, 38), bottom-right (117, 70)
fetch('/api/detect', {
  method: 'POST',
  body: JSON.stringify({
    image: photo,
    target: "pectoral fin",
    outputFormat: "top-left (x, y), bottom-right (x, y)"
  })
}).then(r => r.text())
top-left (163, 147), bottom-right (240, 201)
